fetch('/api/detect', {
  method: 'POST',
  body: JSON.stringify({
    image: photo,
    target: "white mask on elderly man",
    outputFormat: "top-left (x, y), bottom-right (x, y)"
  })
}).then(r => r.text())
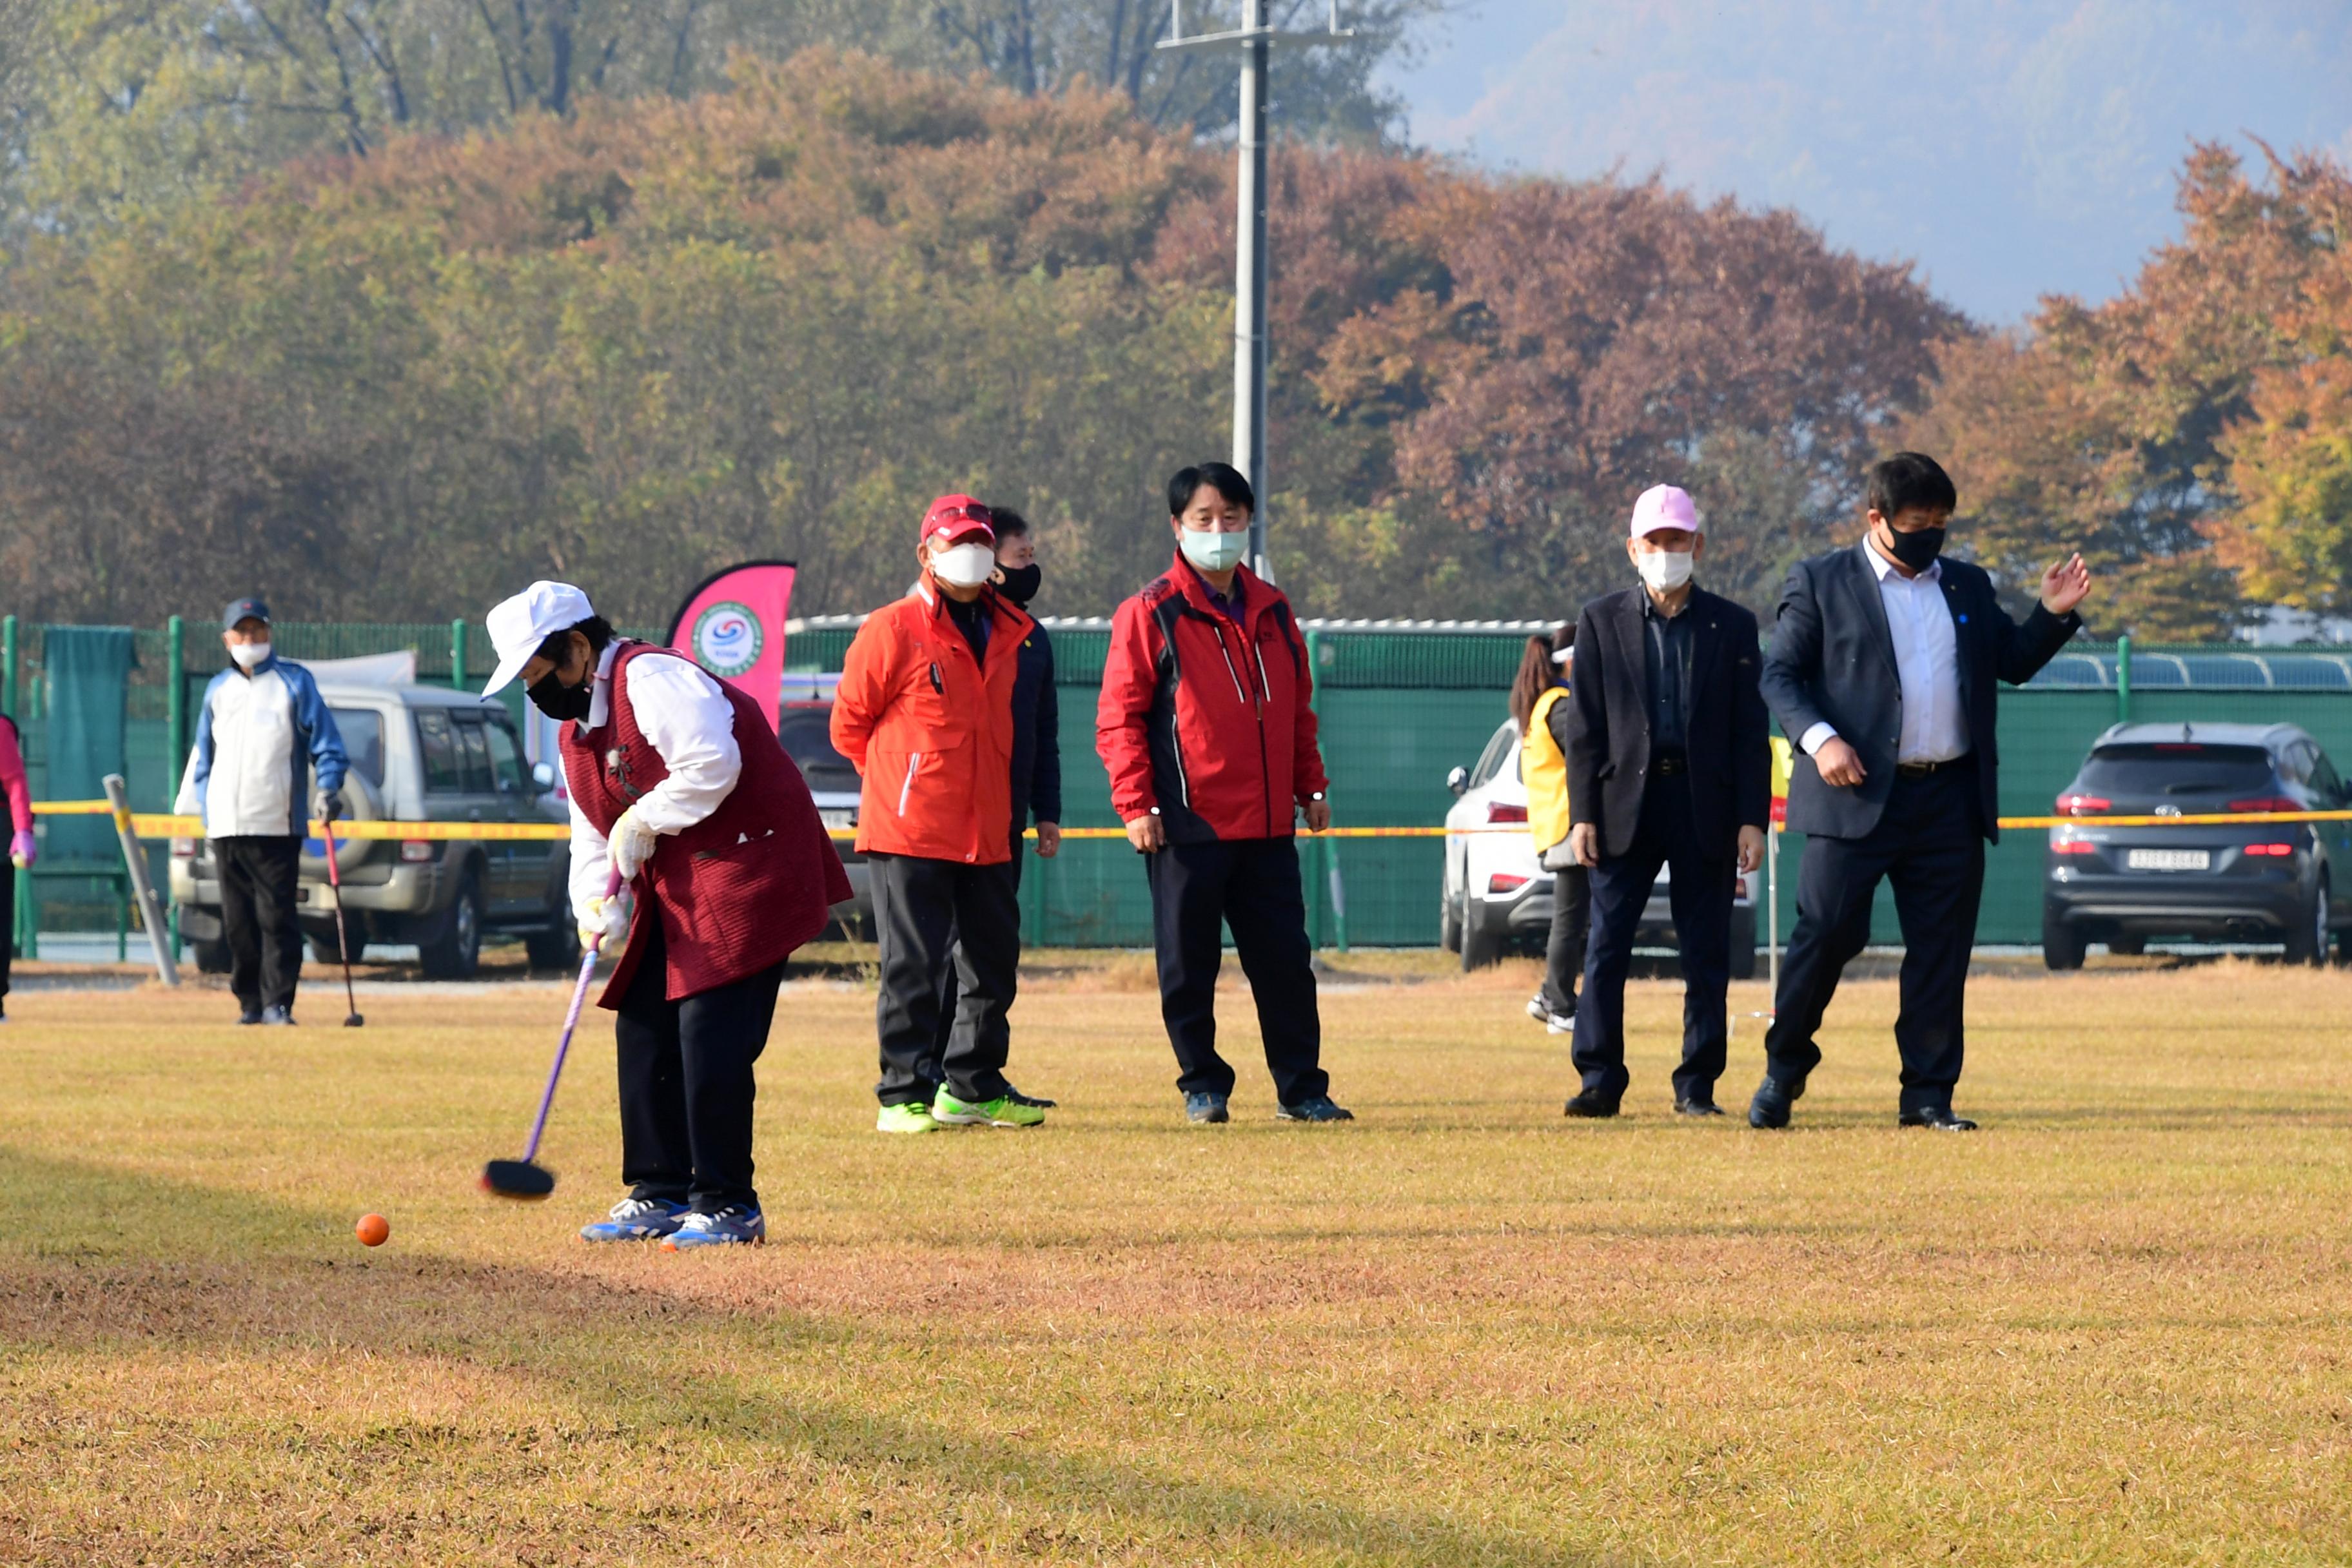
top-left (229, 640), bottom-right (272, 670)
top-left (930, 542), bottom-right (998, 588)
top-left (1636, 551), bottom-right (1694, 593)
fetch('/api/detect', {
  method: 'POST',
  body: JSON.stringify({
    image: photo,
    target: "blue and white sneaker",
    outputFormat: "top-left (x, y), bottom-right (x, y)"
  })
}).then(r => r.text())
top-left (579, 1196), bottom-right (688, 1243)
top-left (660, 1206), bottom-right (766, 1251)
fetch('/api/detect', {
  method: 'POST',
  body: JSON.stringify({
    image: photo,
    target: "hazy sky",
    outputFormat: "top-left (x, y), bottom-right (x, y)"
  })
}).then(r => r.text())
top-left (1379, 1), bottom-right (2352, 324)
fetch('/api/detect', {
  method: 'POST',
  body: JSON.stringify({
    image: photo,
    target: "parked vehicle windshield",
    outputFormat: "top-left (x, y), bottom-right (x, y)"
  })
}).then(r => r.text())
top-left (330, 708), bottom-right (386, 790)
top-left (2077, 743), bottom-right (2275, 797)
top-left (778, 708), bottom-right (859, 794)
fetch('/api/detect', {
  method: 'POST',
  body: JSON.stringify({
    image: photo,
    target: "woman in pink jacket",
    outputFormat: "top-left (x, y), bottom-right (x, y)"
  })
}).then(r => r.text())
top-left (1, 712), bottom-right (34, 1022)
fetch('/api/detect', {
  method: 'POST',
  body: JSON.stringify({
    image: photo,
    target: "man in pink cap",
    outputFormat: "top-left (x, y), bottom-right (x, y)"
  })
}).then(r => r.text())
top-left (1560, 484), bottom-right (1770, 1118)
top-left (832, 495), bottom-right (1043, 1134)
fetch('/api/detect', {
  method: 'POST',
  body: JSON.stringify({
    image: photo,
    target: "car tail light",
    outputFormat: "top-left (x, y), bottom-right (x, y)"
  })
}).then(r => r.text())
top-left (1487, 872), bottom-right (1529, 894)
top-left (1484, 801), bottom-right (1528, 824)
top-left (2055, 793), bottom-right (2110, 816)
top-left (2244, 843), bottom-right (2295, 857)
top-left (170, 836), bottom-right (197, 858)
top-left (2051, 839), bottom-right (2097, 854)
top-left (398, 840), bottom-right (436, 863)
top-left (2227, 797), bottom-right (2300, 814)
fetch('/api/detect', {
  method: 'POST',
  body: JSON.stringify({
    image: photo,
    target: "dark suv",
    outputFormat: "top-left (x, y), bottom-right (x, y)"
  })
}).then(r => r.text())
top-left (2042, 721), bottom-right (2352, 968)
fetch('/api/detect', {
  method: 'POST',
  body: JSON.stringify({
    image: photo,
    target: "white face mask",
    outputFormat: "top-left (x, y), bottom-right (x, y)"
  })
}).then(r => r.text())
top-left (1180, 527), bottom-right (1250, 573)
top-left (229, 640), bottom-right (272, 670)
top-left (1635, 551), bottom-right (1694, 592)
top-left (930, 542), bottom-right (997, 588)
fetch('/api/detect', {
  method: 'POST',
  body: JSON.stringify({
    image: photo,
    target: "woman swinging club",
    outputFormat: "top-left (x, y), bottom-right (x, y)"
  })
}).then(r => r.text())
top-left (482, 581), bottom-right (850, 1250)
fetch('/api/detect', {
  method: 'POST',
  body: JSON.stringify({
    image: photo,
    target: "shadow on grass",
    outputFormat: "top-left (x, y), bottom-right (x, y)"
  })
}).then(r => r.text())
top-left (0, 1143), bottom-right (1617, 1567)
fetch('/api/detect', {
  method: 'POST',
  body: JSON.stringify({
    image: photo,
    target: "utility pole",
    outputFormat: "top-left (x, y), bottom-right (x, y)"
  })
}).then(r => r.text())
top-left (1161, 3), bottom-right (1353, 583)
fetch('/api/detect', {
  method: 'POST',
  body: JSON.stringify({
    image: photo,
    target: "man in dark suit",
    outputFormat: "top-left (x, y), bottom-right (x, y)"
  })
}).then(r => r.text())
top-left (1564, 484), bottom-right (1772, 1117)
top-left (1752, 452), bottom-right (2092, 1131)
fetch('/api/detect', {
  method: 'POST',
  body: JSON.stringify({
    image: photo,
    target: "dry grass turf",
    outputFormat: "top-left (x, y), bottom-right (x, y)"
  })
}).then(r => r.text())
top-left (1, 954), bottom-right (2349, 1565)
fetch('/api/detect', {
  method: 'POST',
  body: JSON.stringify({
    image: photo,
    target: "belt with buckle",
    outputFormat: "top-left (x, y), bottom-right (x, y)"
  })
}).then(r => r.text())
top-left (1651, 753), bottom-right (1689, 776)
top-left (1896, 754), bottom-right (1970, 778)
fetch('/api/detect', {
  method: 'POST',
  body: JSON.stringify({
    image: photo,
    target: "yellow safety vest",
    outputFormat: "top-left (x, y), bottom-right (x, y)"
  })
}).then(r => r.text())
top-left (1522, 684), bottom-right (1573, 855)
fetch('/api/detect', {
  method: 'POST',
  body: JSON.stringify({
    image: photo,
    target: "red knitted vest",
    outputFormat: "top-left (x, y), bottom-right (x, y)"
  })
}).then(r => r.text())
top-left (562, 642), bottom-right (852, 1005)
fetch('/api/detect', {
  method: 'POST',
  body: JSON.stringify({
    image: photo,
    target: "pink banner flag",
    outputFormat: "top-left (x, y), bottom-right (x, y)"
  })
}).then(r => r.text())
top-left (665, 560), bottom-right (797, 732)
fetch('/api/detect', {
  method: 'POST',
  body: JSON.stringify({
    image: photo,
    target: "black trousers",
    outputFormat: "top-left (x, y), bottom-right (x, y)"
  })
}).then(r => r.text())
top-left (1144, 836), bottom-right (1327, 1106)
top-left (871, 852), bottom-right (1019, 1107)
top-left (928, 837), bottom-right (1026, 1081)
top-left (215, 835), bottom-right (303, 1014)
top-left (1, 861), bottom-right (14, 1007)
top-left (614, 902), bottom-right (786, 1213)
top-left (1539, 862), bottom-right (1590, 1019)
top-left (1571, 779), bottom-right (1736, 1104)
top-left (1764, 759), bottom-right (1984, 1113)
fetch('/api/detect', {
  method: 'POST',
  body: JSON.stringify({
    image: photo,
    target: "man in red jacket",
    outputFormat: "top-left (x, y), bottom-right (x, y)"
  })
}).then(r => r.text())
top-left (833, 495), bottom-right (1044, 1135)
top-left (1097, 462), bottom-right (1351, 1125)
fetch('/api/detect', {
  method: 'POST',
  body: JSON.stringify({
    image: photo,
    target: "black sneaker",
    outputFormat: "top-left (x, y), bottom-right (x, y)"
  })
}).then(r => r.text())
top-left (1563, 1091), bottom-right (1620, 1119)
top-left (1003, 1083), bottom-right (1058, 1110)
top-left (235, 1008), bottom-right (264, 1026)
top-left (1184, 1092), bottom-right (1230, 1124)
top-left (1275, 1095), bottom-right (1354, 1123)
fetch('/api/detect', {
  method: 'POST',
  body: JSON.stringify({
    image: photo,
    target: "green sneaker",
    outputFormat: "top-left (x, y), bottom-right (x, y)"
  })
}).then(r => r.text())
top-left (932, 1088), bottom-right (1046, 1128)
top-left (876, 1101), bottom-right (939, 1134)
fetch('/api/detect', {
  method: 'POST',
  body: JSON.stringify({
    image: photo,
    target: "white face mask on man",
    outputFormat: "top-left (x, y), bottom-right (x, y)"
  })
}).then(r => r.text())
top-left (1635, 551), bottom-right (1694, 593)
top-left (229, 640), bottom-right (273, 671)
top-left (929, 542), bottom-right (997, 588)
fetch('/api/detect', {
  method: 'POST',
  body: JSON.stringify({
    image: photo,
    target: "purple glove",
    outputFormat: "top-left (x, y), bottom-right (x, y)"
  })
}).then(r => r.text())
top-left (8, 829), bottom-right (34, 868)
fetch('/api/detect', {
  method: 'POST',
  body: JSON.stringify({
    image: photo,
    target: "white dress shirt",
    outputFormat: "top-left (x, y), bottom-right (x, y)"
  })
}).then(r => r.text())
top-left (1798, 540), bottom-right (1968, 765)
top-left (567, 641), bottom-right (743, 917)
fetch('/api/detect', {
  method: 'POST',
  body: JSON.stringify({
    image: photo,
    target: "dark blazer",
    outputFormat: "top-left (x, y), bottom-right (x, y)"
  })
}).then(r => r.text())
top-left (1010, 620), bottom-right (1061, 832)
top-left (1762, 540), bottom-right (2079, 844)
top-left (1566, 585), bottom-right (1772, 861)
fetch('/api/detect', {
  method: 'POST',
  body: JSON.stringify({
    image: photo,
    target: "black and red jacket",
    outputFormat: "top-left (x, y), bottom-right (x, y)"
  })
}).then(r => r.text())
top-left (1096, 554), bottom-right (1328, 843)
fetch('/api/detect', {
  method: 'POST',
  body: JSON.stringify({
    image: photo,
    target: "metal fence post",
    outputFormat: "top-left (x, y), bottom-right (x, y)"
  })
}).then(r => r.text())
top-left (1, 614), bottom-right (15, 718)
top-left (166, 614), bottom-right (186, 957)
top-left (2117, 634), bottom-right (2132, 724)
top-left (104, 774), bottom-right (179, 985)
top-left (450, 620), bottom-right (469, 691)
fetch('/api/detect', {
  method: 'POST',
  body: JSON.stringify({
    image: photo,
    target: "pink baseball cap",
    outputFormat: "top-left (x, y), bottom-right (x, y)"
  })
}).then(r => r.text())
top-left (921, 495), bottom-right (995, 547)
top-left (1629, 484), bottom-right (1701, 538)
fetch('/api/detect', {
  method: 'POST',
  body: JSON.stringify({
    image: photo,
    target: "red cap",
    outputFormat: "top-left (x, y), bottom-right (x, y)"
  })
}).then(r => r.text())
top-left (921, 495), bottom-right (995, 547)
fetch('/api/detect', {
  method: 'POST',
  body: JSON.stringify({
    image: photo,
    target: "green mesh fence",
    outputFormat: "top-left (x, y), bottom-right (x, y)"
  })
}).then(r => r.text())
top-left (9, 616), bottom-right (2351, 946)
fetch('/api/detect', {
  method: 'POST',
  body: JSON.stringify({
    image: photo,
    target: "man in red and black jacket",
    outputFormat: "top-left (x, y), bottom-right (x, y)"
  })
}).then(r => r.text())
top-left (1097, 462), bottom-right (1352, 1126)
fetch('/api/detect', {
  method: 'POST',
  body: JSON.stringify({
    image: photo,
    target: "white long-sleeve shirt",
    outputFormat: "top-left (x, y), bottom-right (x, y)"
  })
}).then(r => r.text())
top-left (567, 642), bottom-right (741, 917)
top-left (1798, 541), bottom-right (1968, 766)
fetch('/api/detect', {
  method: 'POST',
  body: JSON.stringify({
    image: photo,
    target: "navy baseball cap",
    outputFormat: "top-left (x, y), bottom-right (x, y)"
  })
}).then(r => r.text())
top-left (222, 597), bottom-right (271, 630)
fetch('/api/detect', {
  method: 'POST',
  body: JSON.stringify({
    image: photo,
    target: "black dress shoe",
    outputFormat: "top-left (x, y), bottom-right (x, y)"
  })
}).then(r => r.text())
top-left (1899, 1106), bottom-right (1978, 1131)
top-left (1674, 1098), bottom-right (1725, 1117)
top-left (1562, 1091), bottom-right (1620, 1119)
top-left (235, 1009), bottom-right (264, 1026)
top-left (1747, 1077), bottom-right (1798, 1129)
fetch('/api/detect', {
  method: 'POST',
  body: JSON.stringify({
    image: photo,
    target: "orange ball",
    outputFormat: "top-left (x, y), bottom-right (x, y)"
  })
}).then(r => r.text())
top-left (355, 1213), bottom-right (390, 1248)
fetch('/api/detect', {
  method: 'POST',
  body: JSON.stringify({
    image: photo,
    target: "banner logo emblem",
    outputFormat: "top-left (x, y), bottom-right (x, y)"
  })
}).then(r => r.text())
top-left (692, 602), bottom-right (763, 678)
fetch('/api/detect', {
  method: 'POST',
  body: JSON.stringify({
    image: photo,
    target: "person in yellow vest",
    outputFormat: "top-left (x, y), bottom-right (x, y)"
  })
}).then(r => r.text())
top-left (1509, 625), bottom-right (1583, 1034)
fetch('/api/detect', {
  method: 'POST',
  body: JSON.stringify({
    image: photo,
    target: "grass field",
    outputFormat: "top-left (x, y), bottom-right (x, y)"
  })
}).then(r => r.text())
top-left (3, 955), bottom-right (2349, 1566)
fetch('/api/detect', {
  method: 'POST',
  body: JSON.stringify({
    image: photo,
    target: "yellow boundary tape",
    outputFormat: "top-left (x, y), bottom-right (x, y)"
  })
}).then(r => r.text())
top-left (34, 799), bottom-right (2352, 843)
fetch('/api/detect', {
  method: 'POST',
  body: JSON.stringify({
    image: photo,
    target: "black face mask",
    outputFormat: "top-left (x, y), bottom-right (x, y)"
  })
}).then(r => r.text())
top-left (528, 670), bottom-right (593, 722)
top-left (997, 562), bottom-right (1041, 605)
top-left (1880, 524), bottom-right (1946, 573)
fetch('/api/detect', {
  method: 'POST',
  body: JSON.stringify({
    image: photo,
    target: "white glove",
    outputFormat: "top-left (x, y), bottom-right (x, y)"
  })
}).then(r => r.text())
top-left (608, 806), bottom-right (659, 882)
top-left (578, 893), bottom-right (630, 952)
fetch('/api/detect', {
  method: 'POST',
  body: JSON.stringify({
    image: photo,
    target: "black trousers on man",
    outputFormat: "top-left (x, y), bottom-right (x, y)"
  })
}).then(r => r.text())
top-left (1763, 758), bottom-right (1984, 1114)
top-left (1144, 836), bottom-right (1326, 1106)
top-left (926, 834), bottom-right (1028, 1084)
top-left (1539, 863), bottom-right (1590, 1020)
top-left (871, 852), bottom-right (1019, 1108)
top-left (1, 859), bottom-right (15, 1011)
top-left (614, 901), bottom-right (786, 1214)
top-left (1571, 774), bottom-right (1736, 1106)
top-left (215, 835), bottom-right (303, 1015)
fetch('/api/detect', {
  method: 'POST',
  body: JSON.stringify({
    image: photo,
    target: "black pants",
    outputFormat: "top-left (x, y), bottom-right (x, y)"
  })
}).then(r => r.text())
top-left (928, 838), bottom-right (1026, 1081)
top-left (1540, 861), bottom-right (1590, 1019)
top-left (614, 902), bottom-right (786, 1213)
top-left (1, 861), bottom-right (14, 1008)
top-left (871, 852), bottom-right (1019, 1107)
top-left (1144, 836), bottom-right (1326, 1106)
top-left (1572, 780), bottom-right (1736, 1104)
top-left (215, 835), bottom-right (303, 1015)
top-left (1764, 759), bottom-right (1984, 1113)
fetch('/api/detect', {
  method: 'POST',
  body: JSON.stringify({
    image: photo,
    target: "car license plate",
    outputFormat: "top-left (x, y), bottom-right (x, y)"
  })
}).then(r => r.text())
top-left (2126, 848), bottom-right (2210, 872)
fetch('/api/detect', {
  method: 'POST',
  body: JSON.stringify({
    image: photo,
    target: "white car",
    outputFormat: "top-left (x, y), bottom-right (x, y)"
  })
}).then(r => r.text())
top-left (1440, 716), bottom-right (1758, 977)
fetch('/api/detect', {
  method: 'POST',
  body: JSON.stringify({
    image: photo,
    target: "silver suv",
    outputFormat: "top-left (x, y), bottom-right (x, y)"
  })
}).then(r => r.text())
top-left (170, 683), bottom-right (573, 978)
